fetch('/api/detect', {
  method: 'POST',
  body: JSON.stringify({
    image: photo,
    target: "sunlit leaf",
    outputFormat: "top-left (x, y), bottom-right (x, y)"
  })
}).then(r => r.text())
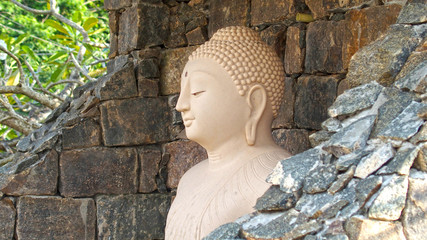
top-left (46, 51), bottom-right (67, 63)
top-left (21, 45), bottom-right (39, 61)
top-left (45, 19), bottom-right (69, 36)
top-left (72, 11), bottom-right (82, 23)
top-left (6, 69), bottom-right (20, 86)
top-left (50, 63), bottom-right (67, 82)
top-left (88, 27), bottom-right (108, 36)
top-left (82, 43), bottom-right (94, 53)
top-left (88, 67), bottom-right (106, 78)
top-left (82, 17), bottom-right (98, 31)
top-left (12, 33), bottom-right (29, 47)
top-left (50, 34), bottom-right (72, 40)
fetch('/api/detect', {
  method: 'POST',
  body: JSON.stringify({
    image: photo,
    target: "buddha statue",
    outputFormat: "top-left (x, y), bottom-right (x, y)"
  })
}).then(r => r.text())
top-left (165, 26), bottom-right (291, 240)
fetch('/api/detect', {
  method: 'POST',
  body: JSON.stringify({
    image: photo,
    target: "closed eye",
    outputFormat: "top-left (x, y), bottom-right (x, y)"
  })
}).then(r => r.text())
top-left (191, 91), bottom-right (205, 96)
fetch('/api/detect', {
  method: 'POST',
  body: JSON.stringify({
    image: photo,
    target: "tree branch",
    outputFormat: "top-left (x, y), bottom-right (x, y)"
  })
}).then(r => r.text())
top-left (0, 85), bottom-right (58, 109)
top-left (69, 52), bottom-right (96, 82)
top-left (0, 45), bottom-right (26, 86)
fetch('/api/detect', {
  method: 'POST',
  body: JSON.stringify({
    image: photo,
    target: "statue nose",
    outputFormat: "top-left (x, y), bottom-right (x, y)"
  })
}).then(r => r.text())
top-left (176, 93), bottom-right (190, 112)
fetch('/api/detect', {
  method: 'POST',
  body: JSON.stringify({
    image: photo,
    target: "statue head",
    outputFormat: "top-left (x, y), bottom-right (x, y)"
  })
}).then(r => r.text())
top-left (176, 26), bottom-right (285, 149)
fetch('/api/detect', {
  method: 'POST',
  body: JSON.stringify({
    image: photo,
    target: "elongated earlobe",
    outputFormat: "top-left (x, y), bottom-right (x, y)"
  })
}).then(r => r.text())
top-left (245, 84), bottom-right (267, 146)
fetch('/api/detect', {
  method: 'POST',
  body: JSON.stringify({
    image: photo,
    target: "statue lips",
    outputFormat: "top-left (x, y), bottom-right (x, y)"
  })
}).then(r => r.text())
top-left (183, 117), bottom-right (195, 127)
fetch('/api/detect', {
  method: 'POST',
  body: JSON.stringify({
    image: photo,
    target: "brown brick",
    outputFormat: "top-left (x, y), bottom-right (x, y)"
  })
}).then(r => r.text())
top-left (100, 98), bottom-right (170, 146)
top-left (260, 25), bottom-right (287, 60)
top-left (209, 0), bottom-right (250, 37)
top-left (160, 46), bottom-right (197, 95)
top-left (138, 78), bottom-right (159, 97)
top-left (62, 119), bottom-right (101, 150)
top-left (108, 11), bottom-right (120, 34)
top-left (59, 147), bottom-right (138, 197)
top-left (0, 198), bottom-right (15, 240)
top-left (138, 146), bottom-right (162, 193)
top-left (186, 26), bottom-right (208, 46)
top-left (16, 196), bottom-right (96, 240)
top-left (272, 129), bottom-right (311, 155)
top-left (96, 62), bottom-right (138, 100)
top-left (284, 24), bottom-right (306, 74)
top-left (104, 0), bottom-right (131, 10)
top-left (251, 0), bottom-right (297, 26)
top-left (294, 75), bottom-right (339, 130)
top-left (272, 77), bottom-right (296, 129)
top-left (305, 0), bottom-right (373, 19)
top-left (108, 33), bottom-right (118, 59)
top-left (165, 140), bottom-right (207, 189)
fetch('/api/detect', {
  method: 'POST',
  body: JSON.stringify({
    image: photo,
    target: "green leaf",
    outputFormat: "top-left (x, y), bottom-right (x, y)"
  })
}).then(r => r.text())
top-left (12, 33), bottom-right (29, 46)
top-left (82, 43), bottom-right (94, 53)
top-left (50, 63), bottom-right (67, 82)
top-left (50, 34), bottom-right (72, 40)
top-left (45, 19), bottom-right (69, 36)
top-left (82, 17), bottom-right (98, 31)
top-left (88, 27), bottom-right (108, 36)
top-left (21, 45), bottom-right (39, 61)
top-left (72, 11), bottom-right (83, 23)
top-left (46, 51), bottom-right (67, 63)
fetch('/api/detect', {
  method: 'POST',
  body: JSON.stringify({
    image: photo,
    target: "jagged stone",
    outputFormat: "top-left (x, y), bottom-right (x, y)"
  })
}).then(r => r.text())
top-left (414, 142), bottom-right (427, 171)
top-left (369, 175), bottom-right (408, 221)
top-left (378, 143), bottom-right (419, 175)
top-left (328, 83), bottom-right (383, 118)
top-left (321, 118), bottom-right (342, 133)
top-left (303, 162), bottom-right (337, 194)
top-left (355, 175), bottom-right (382, 207)
top-left (323, 115), bottom-right (376, 158)
top-left (309, 130), bottom-right (334, 147)
top-left (104, 0), bottom-right (131, 10)
top-left (0, 198), bottom-right (15, 240)
top-left (267, 147), bottom-right (331, 193)
top-left (394, 56), bottom-right (426, 94)
top-left (402, 170), bottom-right (427, 240)
top-left (15, 133), bottom-right (33, 152)
top-left (324, 220), bottom-right (347, 237)
top-left (44, 98), bottom-right (71, 123)
top-left (251, 0), bottom-right (296, 26)
top-left (410, 123), bottom-right (427, 144)
top-left (97, 194), bottom-right (171, 240)
top-left (255, 185), bottom-right (298, 212)
top-left (282, 220), bottom-right (322, 240)
top-left (31, 130), bottom-right (59, 153)
top-left (336, 146), bottom-right (374, 171)
top-left (397, 1), bottom-right (427, 24)
top-left (328, 165), bottom-right (355, 194)
top-left (95, 62), bottom-right (138, 101)
top-left (345, 216), bottom-right (406, 240)
top-left (377, 101), bottom-right (426, 141)
top-left (202, 222), bottom-right (241, 240)
top-left (354, 143), bottom-right (395, 179)
top-left (323, 234), bottom-right (349, 240)
top-left (272, 129), bottom-right (311, 155)
top-left (418, 105), bottom-right (427, 119)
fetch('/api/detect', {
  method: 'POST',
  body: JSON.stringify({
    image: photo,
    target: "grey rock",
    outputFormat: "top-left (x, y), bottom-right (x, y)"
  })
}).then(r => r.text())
top-left (345, 216), bottom-right (406, 240)
top-left (303, 163), bottom-right (337, 194)
top-left (0, 198), bottom-right (15, 240)
top-left (16, 134), bottom-right (33, 152)
top-left (369, 175), bottom-right (408, 220)
top-left (328, 165), bottom-right (356, 194)
top-left (336, 146), bottom-right (374, 171)
top-left (377, 101), bottom-right (426, 141)
top-left (394, 58), bottom-right (426, 94)
top-left (44, 97), bottom-right (71, 123)
top-left (318, 199), bottom-right (349, 219)
top-left (281, 220), bottom-right (322, 240)
top-left (323, 115), bottom-right (376, 157)
top-left (31, 130), bottom-right (60, 153)
top-left (378, 143), bottom-right (419, 175)
top-left (355, 175), bottom-right (383, 206)
top-left (203, 222), bottom-right (241, 240)
top-left (397, 2), bottom-right (427, 24)
top-left (328, 83), bottom-right (383, 118)
top-left (354, 143), bottom-right (395, 179)
top-left (267, 147), bottom-right (331, 193)
top-left (410, 123), bottom-right (427, 144)
top-left (296, 192), bottom-right (334, 218)
top-left (309, 130), bottom-right (334, 147)
top-left (414, 142), bottom-right (427, 171)
top-left (255, 185), bottom-right (298, 212)
top-left (322, 234), bottom-right (349, 240)
top-left (322, 118), bottom-right (342, 132)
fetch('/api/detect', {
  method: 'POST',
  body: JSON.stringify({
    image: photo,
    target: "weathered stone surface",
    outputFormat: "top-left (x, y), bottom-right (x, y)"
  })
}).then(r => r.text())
top-left (294, 75), bottom-right (339, 130)
top-left (309, 130), bottom-right (334, 147)
top-left (378, 143), bottom-right (419, 175)
top-left (255, 185), bottom-right (298, 212)
top-left (138, 146), bottom-right (161, 193)
top-left (260, 24), bottom-right (287, 59)
top-left (31, 130), bottom-right (59, 153)
top-left (347, 24), bottom-right (425, 87)
top-left (328, 165), bottom-right (355, 194)
top-left (378, 101), bottom-right (426, 141)
top-left (355, 175), bottom-right (382, 207)
top-left (272, 77), bottom-right (295, 129)
top-left (268, 147), bottom-right (331, 193)
top-left (136, 58), bottom-right (160, 79)
top-left (104, 0), bottom-right (131, 10)
top-left (0, 198), bottom-right (15, 240)
top-left (402, 170), bottom-right (427, 240)
top-left (323, 115), bottom-right (376, 157)
top-left (186, 26), bottom-right (207, 45)
top-left (97, 194), bottom-right (171, 240)
top-left (160, 46), bottom-right (197, 95)
top-left (369, 175), bottom-right (408, 220)
top-left (295, 191), bottom-right (340, 219)
top-left (328, 83), bottom-right (383, 118)
top-left (118, 3), bottom-right (169, 54)
top-left (397, 1), bottom-right (427, 24)
top-left (60, 147), bottom-right (138, 197)
top-left (208, 0), bottom-right (250, 37)
top-left (272, 129), bottom-right (311, 155)
top-left (251, 0), bottom-right (296, 26)
top-left (322, 118), bottom-right (342, 132)
top-left (108, 11), bottom-right (119, 35)
top-left (285, 24), bottom-right (305, 74)
top-left (100, 97), bottom-right (170, 146)
top-left (411, 123), bottom-right (427, 144)
top-left (305, 20), bottom-right (346, 74)
top-left (16, 196), bottom-right (95, 240)
top-left (305, 0), bottom-right (373, 19)
top-left (394, 52), bottom-right (427, 93)
top-left (1, 150), bottom-right (58, 196)
top-left (345, 216), bottom-right (406, 240)
top-left (96, 62), bottom-right (138, 100)
top-left (203, 222), bottom-right (241, 240)
top-left (336, 147), bottom-right (373, 171)
top-left (414, 142), bottom-right (427, 171)
top-left (138, 78), bottom-right (159, 97)
top-left (354, 143), bottom-right (395, 179)
top-left (62, 119), bottom-right (101, 150)
top-left (303, 162), bottom-right (337, 194)
top-left (165, 140), bottom-right (207, 189)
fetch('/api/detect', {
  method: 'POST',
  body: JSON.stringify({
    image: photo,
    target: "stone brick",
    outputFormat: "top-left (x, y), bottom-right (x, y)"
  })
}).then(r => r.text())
top-left (16, 196), bottom-right (96, 240)
top-left (62, 119), bottom-right (101, 150)
top-left (1, 150), bottom-right (58, 196)
top-left (109, 33), bottom-right (118, 59)
top-left (165, 140), bottom-right (207, 189)
top-left (260, 25), bottom-right (287, 60)
top-left (305, 20), bottom-right (347, 74)
top-left (403, 172), bottom-right (427, 240)
top-left (160, 46), bottom-right (197, 95)
top-left (294, 75), bottom-right (339, 130)
top-left (138, 146), bottom-right (162, 193)
top-left (138, 78), bottom-right (159, 97)
top-left (208, 0), bottom-right (250, 37)
top-left (345, 216), bottom-right (406, 240)
top-left (251, 0), bottom-right (297, 26)
top-left (272, 77), bottom-right (296, 129)
top-left (136, 58), bottom-right (160, 79)
top-left (0, 198), bottom-right (15, 240)
top-left (305, 0), bottom-right (373, 19)
top-left (95, 62), bottom-right (138, 100)
top-left (104, 0), bottom-right (132, 10)
top-left (118, 2), bottom-right (169, 54)
top-left (272, 129), bottom-right (311, 155)
top-left (186, 26), bottom-right (208, 46)
top-left (108, 11), bottom-right (120, 34)
top-left (100, 98), bottom-right (170, 146)
top-left (285, 24), bottom-right (306, 74)
top-left (59, 147), bottom-right (138, 197)
top-left (97, 194), bottom-right (171, 240)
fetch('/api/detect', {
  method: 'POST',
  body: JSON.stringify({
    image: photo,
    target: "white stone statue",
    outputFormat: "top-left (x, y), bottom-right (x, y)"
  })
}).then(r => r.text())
top-left (165, 26), bottom-right (291, 240)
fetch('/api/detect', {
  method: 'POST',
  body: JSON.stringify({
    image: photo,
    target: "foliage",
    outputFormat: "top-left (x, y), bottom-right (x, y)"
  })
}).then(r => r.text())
top-left (0, 0), bottom-right (109, 152)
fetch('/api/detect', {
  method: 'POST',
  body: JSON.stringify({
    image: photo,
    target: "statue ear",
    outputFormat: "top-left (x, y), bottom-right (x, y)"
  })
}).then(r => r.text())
top-left (245, 84), bottom-right (267, 146)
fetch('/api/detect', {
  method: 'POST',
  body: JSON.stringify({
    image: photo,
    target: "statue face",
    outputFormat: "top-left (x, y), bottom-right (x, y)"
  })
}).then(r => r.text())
top-left (176, 58), bottom-right (250, 149)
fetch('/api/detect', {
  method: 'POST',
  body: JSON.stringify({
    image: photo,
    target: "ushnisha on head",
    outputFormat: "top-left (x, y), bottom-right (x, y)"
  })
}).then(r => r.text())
top-left (188, 26), bottom-right (285, 117)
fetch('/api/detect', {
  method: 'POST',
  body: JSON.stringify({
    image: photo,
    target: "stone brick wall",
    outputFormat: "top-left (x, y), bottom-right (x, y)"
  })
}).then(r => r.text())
top-left (0, 0), bottom-right (412, 239)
